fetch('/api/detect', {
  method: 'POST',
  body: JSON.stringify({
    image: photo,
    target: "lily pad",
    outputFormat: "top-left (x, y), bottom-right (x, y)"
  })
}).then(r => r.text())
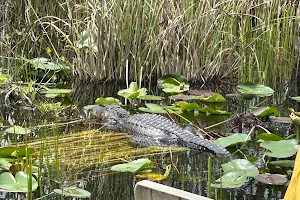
top-left (196, 93), bottom-right (226, 103)
top-left (53, 187), bottom-right (91, 198)
top-left (0, 158), bottom-right (12, 170)
top-left (0, 171), bottom-right (38, 192)
top-left (39, 88), bottom-right (73, 98)
top-left (157, 74), bottom-right (188, 88)
top-left (251, 106), bottom-right (279, 118)
top-left (256, 133), bottom-right (283, 141)
top-left (95, 97), bottom-right (120, 105)
top-left (213, 159), bottom-right (259, 188)
top-left (111, 158), bottom-right (152, 172)
top-left (117, 82), bottom-right (147, 99)
top-left (5, 126), bottom-right (31, 135)
top-left (255, 174), bottom-right (287, 185)
top-left (213, 171), bottom-right (247, 188)
top-left (138, 104), bottom-right (167, 114)
top-left (290, 96), bottom-right (300, 102)
top-left (222, 159), bottom-right (259, 176)
top-left (260, 139), bottom-right (298, 158)
top-left (161, 78), bottom-right (187, 94)
top-left (214, 134), bottom-right (248, 147)
top-left (237, 82), bottom-right (274, 97)
top-left (28, 57), bottom-right (69, 71)
top-left (198, 106), bottom-right (231, 115)
top-left (157, 74), bottom-right (189, 94)
top-left (173, 102), bottom-right (200, 111)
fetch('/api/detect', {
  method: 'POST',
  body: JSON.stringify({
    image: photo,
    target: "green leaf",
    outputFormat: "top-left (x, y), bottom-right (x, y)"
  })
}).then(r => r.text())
top-left (0, 146), bottom-right (34, 157)
top-left (290, 96), bottom-right (300, 102)
top-left (158, 75), bottom-right (189, 94)
top-left (40, 88), bottom-right (73, 98)
top-left (111, 158), bottom-right (152, 172)
top-left (138, 104), bottom-right (167, 114)
top-left (196, 93), bottom-right (226, 103)
top-left (288, 108), bottom-right (300, 117)
top-left (213, 172), bottom-right (247, 188)
top-left (214, 134), bottom-right (248, 147)
top-left (198, 106), bottom-right (231, 115)
top-left (256, 133), bottom-right (283, 141)
top-left (95, 97), bottom-right (120, 105)
top-left (54, 187), bottom-right (91, 198)
top-left (221, 159), bottom-right (259, 177)
top-left (137, 95), bottom-right (164, 101)
top-left (117, 82), bottom-right (147, 99)
top-left (28, 57), bottom-right (69, 71)
top-left (237, 82), bottom-right (274, 97)
top-left (173, 102), bottom-right (200, 111)
top-left (5, 126), bottom-right (31, 135)
top-left (251, 106), bottom-right (279, 118)
top-left (260, 139), bottom-right (298, 158)
top-left (247, 156), bottom-right (258, 163)
top-left (157, 74), bottom-right (188, 88)
top-left (0, 158), bottom-right (12, 170)
top-left (213, 159), bottom-right (258, 188)
top-left (0, 172), bottom-right (38, 192)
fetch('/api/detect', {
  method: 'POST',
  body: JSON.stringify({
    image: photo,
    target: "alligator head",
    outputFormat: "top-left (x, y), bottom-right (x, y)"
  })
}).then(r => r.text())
top-left (90, 105), bottom-right (130, 128)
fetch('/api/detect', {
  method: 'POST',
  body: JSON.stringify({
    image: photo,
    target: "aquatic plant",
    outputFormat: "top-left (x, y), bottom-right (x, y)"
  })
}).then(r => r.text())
top-left (0, 0), bottom-right (296, 87)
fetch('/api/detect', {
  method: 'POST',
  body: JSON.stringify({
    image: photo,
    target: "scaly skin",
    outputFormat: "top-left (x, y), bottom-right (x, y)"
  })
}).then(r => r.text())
top-left (91, 105), bottom-right (231, 156)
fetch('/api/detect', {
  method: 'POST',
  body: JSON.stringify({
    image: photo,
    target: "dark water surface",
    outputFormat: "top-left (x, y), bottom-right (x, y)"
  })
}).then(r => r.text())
top-left (0, 81), bottom-right (297, 200)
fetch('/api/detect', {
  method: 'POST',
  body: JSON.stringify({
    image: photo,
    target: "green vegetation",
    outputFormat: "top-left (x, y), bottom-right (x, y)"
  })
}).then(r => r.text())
top-left (0, 0), bottom-right (297, 87)
top-left (0, 57), bottom-right (299, 199)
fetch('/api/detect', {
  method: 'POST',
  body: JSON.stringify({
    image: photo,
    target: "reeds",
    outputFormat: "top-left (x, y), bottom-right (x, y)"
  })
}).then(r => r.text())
top-left (0, 0), bottom-right (298, 87)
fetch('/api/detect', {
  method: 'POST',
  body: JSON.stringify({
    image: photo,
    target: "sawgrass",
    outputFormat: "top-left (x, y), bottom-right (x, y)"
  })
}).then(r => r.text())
top-left (0, 0), bottom-right (298, 87)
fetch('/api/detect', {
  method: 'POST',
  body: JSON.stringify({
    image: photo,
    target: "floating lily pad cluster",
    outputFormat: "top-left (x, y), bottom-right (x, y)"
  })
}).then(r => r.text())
top-left (157, 74), bottom-right (190, 94)
top-left (213, 159), bottom-right (259, 188)
top-left (0, 146), bottom-right (38, 192)
top-left (212, 129), bottom-right (298, 188)
top-left (237, 82), bottom-right (274, 98)
top-left (117, 82), bottom-right (164, 101)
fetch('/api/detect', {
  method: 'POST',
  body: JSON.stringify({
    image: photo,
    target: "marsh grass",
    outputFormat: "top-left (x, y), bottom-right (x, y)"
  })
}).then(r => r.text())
top-left (28, 130), bottom-right (185, 171)
top-left (0, 0), bottom-right (298, 87)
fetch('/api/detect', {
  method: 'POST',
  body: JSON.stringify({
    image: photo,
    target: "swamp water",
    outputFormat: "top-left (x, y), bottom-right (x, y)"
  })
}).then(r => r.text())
top-left (0, 81), bottom-right (297, 200)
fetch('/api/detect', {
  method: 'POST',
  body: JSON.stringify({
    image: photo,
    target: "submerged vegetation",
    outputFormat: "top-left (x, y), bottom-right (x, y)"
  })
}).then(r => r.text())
top-left (0, 0), bottom-right (298, 87)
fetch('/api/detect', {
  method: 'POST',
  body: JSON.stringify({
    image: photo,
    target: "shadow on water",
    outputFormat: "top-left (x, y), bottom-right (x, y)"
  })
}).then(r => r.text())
top-left (0, 80), bottom-right (297, 199)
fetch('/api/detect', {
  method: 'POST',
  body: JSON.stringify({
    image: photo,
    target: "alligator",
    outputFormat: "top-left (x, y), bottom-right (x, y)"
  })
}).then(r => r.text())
top-left (90, 104), bottom-right (231, 157)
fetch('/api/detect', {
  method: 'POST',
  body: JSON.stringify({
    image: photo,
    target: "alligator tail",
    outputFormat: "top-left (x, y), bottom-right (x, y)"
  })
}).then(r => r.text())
top-left (179, 135), bottom-right (231, 157)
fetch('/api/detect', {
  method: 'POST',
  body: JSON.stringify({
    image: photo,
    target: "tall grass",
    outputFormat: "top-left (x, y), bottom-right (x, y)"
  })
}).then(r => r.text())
top-left (0, 0), bottom-right (298, 87)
